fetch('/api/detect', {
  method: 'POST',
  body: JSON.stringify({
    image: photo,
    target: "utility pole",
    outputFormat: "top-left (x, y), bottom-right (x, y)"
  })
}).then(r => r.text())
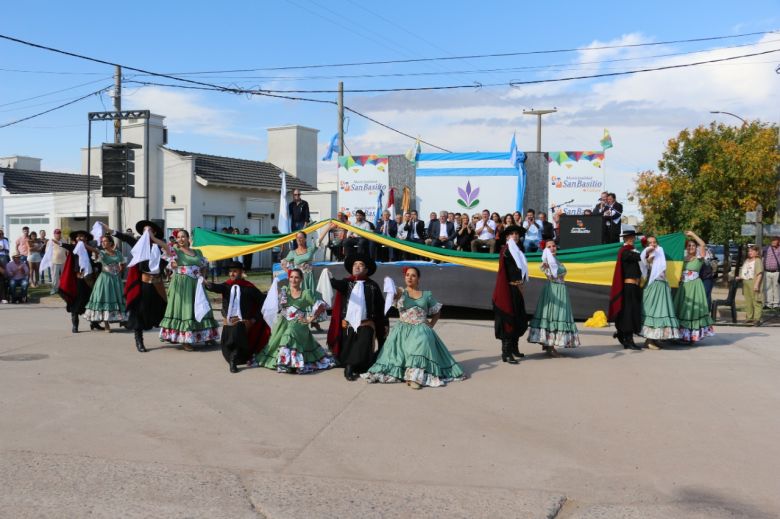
top-left (337, 81), bottom-right (344, 156)
top-left (523, 108), bottom-right (557, 152)
top-left (113, 66), bottom-right (122, 234)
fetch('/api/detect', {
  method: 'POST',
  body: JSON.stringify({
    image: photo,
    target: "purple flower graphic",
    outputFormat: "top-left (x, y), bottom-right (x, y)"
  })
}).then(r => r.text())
top-left (457, 181), bottom-right (480, 209)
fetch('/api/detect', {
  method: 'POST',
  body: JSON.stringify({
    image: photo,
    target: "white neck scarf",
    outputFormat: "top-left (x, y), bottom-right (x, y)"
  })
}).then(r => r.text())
top-left (227, 284), bottom-right (242, 321)
top-left (641, 245), bottom-right (666, 284)
top-left (73, 241), bottom-right (92, 275)
top-left (128, 229), bottom-right (161, 273)
top-left (507, 239), bottom-right (528, 281)
top-left (346, 280), bottom-right (366, 330)
top-left (541, 247), bottom-right (559, 278)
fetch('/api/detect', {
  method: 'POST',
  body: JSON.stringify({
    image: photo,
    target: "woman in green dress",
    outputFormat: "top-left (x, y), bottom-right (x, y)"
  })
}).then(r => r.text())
top-left (527, 241), bottom-right (580, 356)
top-left (282, 231), bottom-right (325, 331)
top-left (157, 229), bottom-right (220, 349)
top-left (83, 235), bottom-right (127, 331)
top-left (255, 268), bottom-right (335, 373)
top-left (364, 266), bottom-right (465, 389)
top-left (639, 236), bottom-right (680, 349)
top-left (673, 230), bottom-right (715, 343)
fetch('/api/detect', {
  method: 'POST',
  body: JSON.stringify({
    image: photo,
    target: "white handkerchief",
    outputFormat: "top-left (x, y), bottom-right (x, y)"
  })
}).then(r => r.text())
top-left (541, 247), bottom-right (558, 278)
top-left (73, 241), bottom-right (93, 275)
top-left (316, 268), bottom-right (334, 308)
top-left (91, 221), bottom-right (104, 242)
top-left (39, 239), bottom-right (54, 275)
top-left (383, 276), bottom-right (396, 315)
top-left (194, 277), bottom-right (211, 322)
top-left (507, 239), bottom-right (528, 281)
top-left (262, 277), bottom-right (280, 327)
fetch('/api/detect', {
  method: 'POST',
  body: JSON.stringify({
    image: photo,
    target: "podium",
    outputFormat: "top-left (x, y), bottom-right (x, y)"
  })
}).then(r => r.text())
top-left (558, 215), bottom-right (603, 249)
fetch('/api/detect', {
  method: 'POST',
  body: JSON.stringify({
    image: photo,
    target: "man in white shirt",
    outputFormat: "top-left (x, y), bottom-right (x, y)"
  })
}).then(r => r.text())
top-left (343, 210), bottom-right (372, 257)
top-left (396, 212), bottom-right (410, 240)
top-left (471, 209), bottom-right (497, 253)
top-left (522, 209), bottom-right (542, 252)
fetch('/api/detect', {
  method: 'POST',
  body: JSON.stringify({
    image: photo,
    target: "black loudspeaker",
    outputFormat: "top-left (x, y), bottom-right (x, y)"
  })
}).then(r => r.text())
top-left (558, 215), bottom-right (603, 249)
top-left (151, 219), bottom-right (165, 231)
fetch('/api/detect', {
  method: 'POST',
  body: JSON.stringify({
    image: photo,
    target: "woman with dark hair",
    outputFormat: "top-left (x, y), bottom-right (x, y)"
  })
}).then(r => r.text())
top-left (364, 266), bottom-right (465, 389)
top-left (282, 231), bottom-right (317, 292)
top-left (492, 212), bottom-right (506, 250)
top-left (27, 231), bottom-right (44, 288)
top-left (255, 268), bottom-right (335, 373)
top-left (673, 230), bottom-right (715, 343)
top-left (512, 211), bottom-right (523, 226)
top-left (83, 234), bottom-right (127, 332)
top-left (158, 229), bottom-right (220, 349)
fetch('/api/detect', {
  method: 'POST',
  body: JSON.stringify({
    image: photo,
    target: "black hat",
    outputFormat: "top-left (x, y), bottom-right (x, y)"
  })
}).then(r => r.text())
top-left (503, 224), bottom-right (525, 236)
top-left (619, 229), bottom-right (638, 238)
top-left (344, 253), bottom-right (376, 276)
top-left (136, 220), bottom-right (164, 239)
top-left (226, 261), bottom-right (245, 271)
top-left (69, 230), bottom-right (94, 241)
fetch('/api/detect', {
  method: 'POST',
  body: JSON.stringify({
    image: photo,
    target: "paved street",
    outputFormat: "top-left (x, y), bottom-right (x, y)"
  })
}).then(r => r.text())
top-left (1, 302), bottom-right (779, 518)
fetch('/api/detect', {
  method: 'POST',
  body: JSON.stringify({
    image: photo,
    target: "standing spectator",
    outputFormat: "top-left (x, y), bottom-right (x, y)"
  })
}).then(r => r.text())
top-left (602, 193), bottom-right (623, 244)
top-left (343, 210), bottom-right (372, 257)
top-left (271, 226), bottom-right (282, 263)
top-left (241, 228), bottom-right (253, 272)
top-left (27, 231), bottom-right (44, 288)
top-left (471, 209), bottom-right (497, 253)
top-left (0, 228), bottom-right (11, 267)
top-left (288, 189), bottom-right (311, 232)
top-left (0, 261), bottom-right (6, 304)
top-left (6, 254), bottom-right (30, 303)
top-left (38, 230), bottom-right (50, 284)
top-left (700, 247), bottom-right (718, 309)
top-left (737, 245), bottom-right (764, 325)
top-left (763, 236), bottom-right (780, 310)
top-left (522, 209), bottom-right (542, 252)
top-left (593, 191), bottom-right (609, 216)
top-left (49, 229), bottom-right (67, 295)
top-left (426, 210), bottom-right (456, 250)
top-left (455, 214), bottom-right (475, 251)
top-left (15, 226), bottom-right (31, 262)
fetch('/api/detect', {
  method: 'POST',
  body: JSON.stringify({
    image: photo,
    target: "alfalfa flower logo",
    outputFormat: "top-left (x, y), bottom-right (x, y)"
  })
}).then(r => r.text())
top-left (457, 181), bottom-right (479, 209)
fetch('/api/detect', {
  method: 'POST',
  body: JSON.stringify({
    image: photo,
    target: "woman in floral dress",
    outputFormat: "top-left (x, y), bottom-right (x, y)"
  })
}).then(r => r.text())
top-left (282, 231), bottom-right (326, 331)
top-left (83, 235), bottom-right (127, 332)
top-left (364, 266), bottom-right (465, 389)
top-left (527, 241), bottom-right (580, 356)
top-left (673, 230), bottom-right (715, 343)
top-left (255, 268), bottom-right (335, 374)
top-left (158, 229), bottom-right (220, 349)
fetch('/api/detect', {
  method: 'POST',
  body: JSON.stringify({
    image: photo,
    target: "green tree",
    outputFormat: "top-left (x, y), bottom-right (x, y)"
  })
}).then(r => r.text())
top-left (631, 121), bottom-right (780, 244)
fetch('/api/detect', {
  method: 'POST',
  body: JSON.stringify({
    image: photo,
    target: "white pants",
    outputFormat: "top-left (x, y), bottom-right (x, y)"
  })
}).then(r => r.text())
top-left (50, 263), bottom-right (64, 294)
top-left (765, 271), bottom-right (780, 308)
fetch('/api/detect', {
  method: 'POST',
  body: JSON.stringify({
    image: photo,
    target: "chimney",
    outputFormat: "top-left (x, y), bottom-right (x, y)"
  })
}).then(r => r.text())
top-left (266, 125), bottom-right (319, 189)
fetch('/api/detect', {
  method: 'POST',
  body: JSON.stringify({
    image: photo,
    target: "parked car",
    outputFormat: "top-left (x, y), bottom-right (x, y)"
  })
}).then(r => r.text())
top-left (707, 244), bottom-right (739, 274)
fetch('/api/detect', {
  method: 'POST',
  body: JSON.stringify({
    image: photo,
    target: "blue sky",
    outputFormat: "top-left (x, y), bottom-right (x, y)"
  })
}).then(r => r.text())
top-left (1, 0), bottom-right (778, 215)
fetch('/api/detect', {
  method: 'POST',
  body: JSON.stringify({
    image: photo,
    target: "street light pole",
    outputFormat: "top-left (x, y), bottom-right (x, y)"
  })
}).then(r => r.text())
top-left (710, 110), bottom-right (748, 126)
top-left (523, 108), bottom-right (557, 152)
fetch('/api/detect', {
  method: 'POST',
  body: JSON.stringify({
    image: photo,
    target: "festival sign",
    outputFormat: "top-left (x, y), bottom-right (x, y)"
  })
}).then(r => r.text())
top-left (547, 151), bottom-right (606, 215)
top-left (337, 155), bottom-right (389, 223)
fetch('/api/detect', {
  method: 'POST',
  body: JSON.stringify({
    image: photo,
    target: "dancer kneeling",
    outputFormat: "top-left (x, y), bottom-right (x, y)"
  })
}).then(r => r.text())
top-left (255, 268), bottom-right (335, 374)
top-left (207, 261), bottom-right (271, 373)
top-left (639, 236), bottom-right (679, 349)
top-left (528, 241), bottom-right (580, 356)
top-left (363, 266), bottom-right (465, 389)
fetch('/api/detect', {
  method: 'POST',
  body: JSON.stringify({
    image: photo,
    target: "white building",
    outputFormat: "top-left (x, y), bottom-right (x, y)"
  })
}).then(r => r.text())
top-left (1, 117), bottom-right (335, 268)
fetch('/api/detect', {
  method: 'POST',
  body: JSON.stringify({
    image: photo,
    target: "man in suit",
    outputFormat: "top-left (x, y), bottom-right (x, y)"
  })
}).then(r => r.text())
top-left (426, 210), bottom-right (457, 250)
top-left (404, 209), bottom-right (426, 260)
top-left (603, 193), bottom-right (623, 244)
top-left (373, 210), bottom-right (398, 261)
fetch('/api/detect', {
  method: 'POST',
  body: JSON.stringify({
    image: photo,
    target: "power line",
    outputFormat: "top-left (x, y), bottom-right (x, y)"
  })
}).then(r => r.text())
top-left (0, 76), bottom-right (113, 108)
top-left (124, 29), bottom-right (780, 74)
top-left (0, 86), bottom-right (111, 129)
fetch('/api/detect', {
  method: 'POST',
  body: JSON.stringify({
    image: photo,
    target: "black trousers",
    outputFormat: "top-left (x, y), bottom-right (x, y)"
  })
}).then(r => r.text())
top-left (339, 325), bottom-right (377, 374)
top-left (616, 284), bottom-right (642, 335)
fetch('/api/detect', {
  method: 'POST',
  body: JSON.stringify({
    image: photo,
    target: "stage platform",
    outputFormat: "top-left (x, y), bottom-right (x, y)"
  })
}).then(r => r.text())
top-left (313, 261), bottom-right (610, 321)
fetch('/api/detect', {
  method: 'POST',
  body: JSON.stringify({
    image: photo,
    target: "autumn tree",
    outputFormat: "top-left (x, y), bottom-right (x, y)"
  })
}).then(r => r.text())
top-left (631, 121), bottom-right (780, 244)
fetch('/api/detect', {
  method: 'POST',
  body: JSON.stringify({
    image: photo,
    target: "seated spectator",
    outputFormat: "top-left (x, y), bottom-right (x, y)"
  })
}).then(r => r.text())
top-left (318, 212), bottom-right (348, 261)
top-left (455, 213), bottom-right (475, 251)
top-left (448, 212), bottom-right (458, 231)
top-left (583, 209), bottom-right (593, 216)
top-left (6, 254), bottom-right (30, 303)
top-left (426, 210), bottom-right (456, 250)
top-left (496, 214), bottom-right (514, 250)
top-left (471, 209), bottom-right (497, 253)
top-left (343, 210), bottom-right (372, 257)
top-left (522, 209), bottom-right (542, 252)
top-left (374, 210), bottom-right (398, 261)
top-left (396, 212), bottom-right (410, 240)
top-left (427, 211), bottom-right (438, 230)
top-left (404, 210), bottom-right (427, 260)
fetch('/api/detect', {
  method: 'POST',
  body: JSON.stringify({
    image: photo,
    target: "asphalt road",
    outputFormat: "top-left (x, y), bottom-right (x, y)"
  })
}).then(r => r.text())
top-left (1, 302), bottom-right (779, 518)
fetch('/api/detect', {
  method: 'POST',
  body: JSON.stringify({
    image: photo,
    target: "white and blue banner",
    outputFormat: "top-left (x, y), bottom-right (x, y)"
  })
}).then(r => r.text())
top-left (415, 152), bottom-right (526, 217)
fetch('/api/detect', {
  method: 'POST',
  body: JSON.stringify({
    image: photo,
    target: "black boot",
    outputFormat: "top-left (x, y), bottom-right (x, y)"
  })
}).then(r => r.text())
top-left (344, 364), bottom-right (355, 381)
top-left (134, 329), bottom-right (147, 353)
top-left (624, 333), bottom-right (641, 350)
top-left (614, 331), bottom-right (627, 347)
top-left (511, 339), bottom-right (525, 358)
top-left (71, 313), bottom-right (79, 334)
top-left (229, 351), bottom-right (239, 373)
top-left (501, 340), bottom-right (518, 364)
top-left (90, 321), bottom-right (104, 331)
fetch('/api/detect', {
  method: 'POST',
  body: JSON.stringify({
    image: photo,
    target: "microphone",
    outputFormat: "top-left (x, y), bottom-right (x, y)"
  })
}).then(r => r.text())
top-left (551, 199), bottom-right (574, 209)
